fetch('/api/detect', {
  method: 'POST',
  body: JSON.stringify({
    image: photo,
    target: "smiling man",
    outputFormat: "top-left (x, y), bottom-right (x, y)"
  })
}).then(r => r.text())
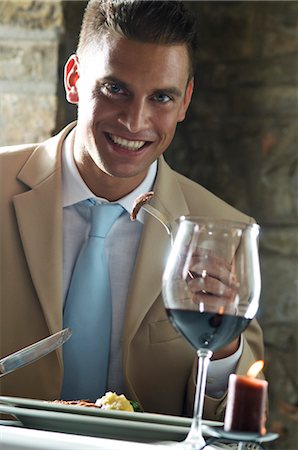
top-left (68, 34), bottom-right (193, 200)
top-left (0, 1), bottom-right (264, 420)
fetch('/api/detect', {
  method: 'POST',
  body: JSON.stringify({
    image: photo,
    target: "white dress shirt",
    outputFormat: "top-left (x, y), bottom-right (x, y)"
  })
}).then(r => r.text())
top-left (62, 128), bottom-right (242, 399)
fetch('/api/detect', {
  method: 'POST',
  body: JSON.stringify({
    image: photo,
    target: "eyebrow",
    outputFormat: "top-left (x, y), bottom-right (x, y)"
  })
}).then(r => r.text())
top-left (99, 76), bottom-right (184, 98)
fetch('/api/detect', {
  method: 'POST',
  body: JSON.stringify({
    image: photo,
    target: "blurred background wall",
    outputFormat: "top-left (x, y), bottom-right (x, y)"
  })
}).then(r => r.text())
top-left (0, 1), bottom-right (297, 448)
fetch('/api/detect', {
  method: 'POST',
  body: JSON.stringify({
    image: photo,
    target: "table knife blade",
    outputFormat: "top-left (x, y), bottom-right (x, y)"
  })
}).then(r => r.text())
top-left (0, 328), bottom-right (72, 377)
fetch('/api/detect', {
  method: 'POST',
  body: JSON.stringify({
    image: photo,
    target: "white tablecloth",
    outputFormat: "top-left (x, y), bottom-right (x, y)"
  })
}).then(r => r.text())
top-left (0, 425), bottom-right (225, 450)
top-left (0, 425), bottom-right (172, 450)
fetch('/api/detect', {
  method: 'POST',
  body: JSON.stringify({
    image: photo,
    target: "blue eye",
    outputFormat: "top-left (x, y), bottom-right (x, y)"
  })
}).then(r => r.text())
top-left (110, 83), bottom-right (122, 94)
top-left (101, 82), bottom-right (125, 96)
top-left (154, 93), bottom-right (171, 103)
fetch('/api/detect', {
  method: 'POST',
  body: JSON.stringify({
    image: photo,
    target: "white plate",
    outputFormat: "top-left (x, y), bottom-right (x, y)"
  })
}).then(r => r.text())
top-left (204, 425), bottom-right (279, 443)
top-left (0, 396), bottom-right (223, 443)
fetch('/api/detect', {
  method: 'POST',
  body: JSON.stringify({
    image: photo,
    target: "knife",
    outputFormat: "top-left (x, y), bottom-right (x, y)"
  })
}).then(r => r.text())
top-left (0, 328), bottom-right (72, 377)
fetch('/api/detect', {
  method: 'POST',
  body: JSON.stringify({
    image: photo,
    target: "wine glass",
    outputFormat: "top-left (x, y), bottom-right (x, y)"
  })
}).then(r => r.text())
top-left (162, 217), bottom-right (261, 449)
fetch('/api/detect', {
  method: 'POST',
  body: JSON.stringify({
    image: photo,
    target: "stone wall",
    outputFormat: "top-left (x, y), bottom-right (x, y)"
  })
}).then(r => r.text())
top-left (0, 0), bottom-right (63, 145)
top-left (1, 1), bottom-right (297, 449)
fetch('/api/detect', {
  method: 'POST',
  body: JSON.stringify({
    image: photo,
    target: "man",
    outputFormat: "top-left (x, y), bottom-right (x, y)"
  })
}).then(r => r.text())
top-left (0, 1), bottom-right (263, 420)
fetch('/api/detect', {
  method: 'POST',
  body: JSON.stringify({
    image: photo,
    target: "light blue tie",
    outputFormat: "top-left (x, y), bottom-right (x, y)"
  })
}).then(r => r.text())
top-left (61, 201), bottom-right (124, 401)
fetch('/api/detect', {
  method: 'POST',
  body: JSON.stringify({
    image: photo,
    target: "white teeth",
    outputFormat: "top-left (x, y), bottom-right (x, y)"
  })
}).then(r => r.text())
top-left (109, 134), bottom-right (145, 150)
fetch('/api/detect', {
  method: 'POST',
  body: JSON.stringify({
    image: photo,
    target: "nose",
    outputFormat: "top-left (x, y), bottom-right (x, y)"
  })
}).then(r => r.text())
top-left (117, 98), bottom-right (149, 133)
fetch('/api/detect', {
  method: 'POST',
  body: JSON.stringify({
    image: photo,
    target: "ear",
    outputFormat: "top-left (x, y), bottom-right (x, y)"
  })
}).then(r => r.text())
top-left (177, 77), bottom-right (194, 123)
top-left (64, 54), bottom-right (80, 104)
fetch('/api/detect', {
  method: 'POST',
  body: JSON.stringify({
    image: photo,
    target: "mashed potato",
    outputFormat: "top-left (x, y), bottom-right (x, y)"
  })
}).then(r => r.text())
top-left (95, 391), bottom-right (134, 412)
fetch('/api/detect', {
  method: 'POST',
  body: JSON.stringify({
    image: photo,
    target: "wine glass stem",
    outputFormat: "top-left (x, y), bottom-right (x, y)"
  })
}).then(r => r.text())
top-left (185, 348), bottom-right (213, 449)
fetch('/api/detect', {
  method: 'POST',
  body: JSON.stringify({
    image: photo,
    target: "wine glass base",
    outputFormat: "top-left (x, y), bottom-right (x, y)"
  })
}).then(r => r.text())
top-left (153, 441), bottom-right (215, 450)
top-left (183, 434), bottom-right (206, 450)
top-left (153, 434), bottom-right (209, 450)
top-left (154, 442), bottom-right (243, 450)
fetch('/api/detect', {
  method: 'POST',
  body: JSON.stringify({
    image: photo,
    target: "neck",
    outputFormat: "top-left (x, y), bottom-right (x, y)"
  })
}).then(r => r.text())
top-left (74, 149), bottom-right (146, 202)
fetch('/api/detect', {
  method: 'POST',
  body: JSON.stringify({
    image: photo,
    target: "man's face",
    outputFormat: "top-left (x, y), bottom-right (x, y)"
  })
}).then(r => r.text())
top-left (65, 33), bottom-right (193, 194)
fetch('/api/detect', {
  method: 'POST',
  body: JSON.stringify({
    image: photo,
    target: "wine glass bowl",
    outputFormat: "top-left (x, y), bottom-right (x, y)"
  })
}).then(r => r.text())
top-left (162, 217), bottom-right (261, 449)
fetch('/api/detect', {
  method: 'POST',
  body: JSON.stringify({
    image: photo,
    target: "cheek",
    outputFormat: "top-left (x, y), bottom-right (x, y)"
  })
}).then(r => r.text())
top-left (155, 112), bottom-right (179, 138)
top-left (77, 83), bottom-right (101, 119)
top-left (78, 97), bottom-right (110, 130)
top-left (77, 96), bottom-right (95, 121)
top-left (91, 96), bottom-right (120, 123)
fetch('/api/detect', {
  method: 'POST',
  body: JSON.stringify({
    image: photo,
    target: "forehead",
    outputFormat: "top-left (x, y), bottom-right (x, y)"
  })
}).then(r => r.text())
top-left (82, 34), bottom-right (190, 89)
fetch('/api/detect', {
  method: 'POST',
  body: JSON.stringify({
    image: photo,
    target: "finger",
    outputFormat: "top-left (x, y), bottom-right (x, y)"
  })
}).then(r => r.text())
top-left (190, 291), bottom-right (239, 315)
top-left (188, 275), bottom-right (235, 298)
top-left (189, 260), bottom-right (233, 286)
top-left (191, 248), bottom-right (232, 271)
top-left (189, 292), bottom-right (237, 314)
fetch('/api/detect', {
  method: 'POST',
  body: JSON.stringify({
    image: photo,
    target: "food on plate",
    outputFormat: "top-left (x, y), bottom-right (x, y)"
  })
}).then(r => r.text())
top-left (51, 399), bottom-right (98, 407)
top-left (95, 391), bottom-right (134, 412)
top-left (50, 391), bottom-right (140, 412)
top-left (130, 191), bottom-right (154, 221)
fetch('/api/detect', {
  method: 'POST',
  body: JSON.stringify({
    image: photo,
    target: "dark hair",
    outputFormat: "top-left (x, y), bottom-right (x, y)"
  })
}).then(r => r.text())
top-left (77, 0), bottom-right (198, 77)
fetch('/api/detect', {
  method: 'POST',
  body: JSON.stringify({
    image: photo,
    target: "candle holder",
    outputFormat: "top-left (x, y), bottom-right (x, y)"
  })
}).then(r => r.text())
top-left (204, 426), bottom-right (279, 450)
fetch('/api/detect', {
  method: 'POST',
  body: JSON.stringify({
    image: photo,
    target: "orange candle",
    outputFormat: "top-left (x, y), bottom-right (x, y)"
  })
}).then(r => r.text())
top-left (224, 361), bottom-right (268, 435)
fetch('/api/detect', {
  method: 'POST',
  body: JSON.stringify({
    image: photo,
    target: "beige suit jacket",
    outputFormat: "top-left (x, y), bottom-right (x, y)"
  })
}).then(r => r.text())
top-left (0, 123), bottom-right (263, 420)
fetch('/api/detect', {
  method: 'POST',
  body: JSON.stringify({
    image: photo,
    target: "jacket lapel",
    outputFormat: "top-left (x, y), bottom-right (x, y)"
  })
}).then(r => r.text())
top-left (13, 124), bottom-right (75, 338)
top-left (123, 157), bottom-right (190, 345)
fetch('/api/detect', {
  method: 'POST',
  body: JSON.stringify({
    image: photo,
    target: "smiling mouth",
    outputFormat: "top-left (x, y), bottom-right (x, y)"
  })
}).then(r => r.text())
top-left (107, 133), bottom-right (147, 151)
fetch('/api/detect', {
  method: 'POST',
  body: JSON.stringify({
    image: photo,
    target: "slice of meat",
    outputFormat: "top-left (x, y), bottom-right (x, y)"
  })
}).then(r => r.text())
top-left (50, 399), bottom-right (99, 407)
top-left (130, 191), bottom-right (154, 221)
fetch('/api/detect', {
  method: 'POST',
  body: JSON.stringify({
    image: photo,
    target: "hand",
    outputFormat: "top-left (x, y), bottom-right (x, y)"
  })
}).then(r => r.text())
top-left (186, 248), bottom-right (239, 315)
top-left (185, 248), bottom-right (240, 359)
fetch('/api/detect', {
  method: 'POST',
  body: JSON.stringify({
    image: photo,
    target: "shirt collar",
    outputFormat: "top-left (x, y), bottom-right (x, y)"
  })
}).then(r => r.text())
top-left (62, 128), bottom-right (157, 223)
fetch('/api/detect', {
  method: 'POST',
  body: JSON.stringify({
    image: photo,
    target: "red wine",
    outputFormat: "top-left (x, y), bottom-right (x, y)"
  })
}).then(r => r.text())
top-left (166, 309), bottom-right (250, 351)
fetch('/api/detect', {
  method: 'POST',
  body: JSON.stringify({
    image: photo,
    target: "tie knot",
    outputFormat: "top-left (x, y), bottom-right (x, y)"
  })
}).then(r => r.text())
top-left (89, 203), bottom-right (124, 238)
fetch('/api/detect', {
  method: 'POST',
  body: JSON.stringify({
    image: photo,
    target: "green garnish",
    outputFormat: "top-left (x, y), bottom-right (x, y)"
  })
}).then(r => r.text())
top-left (130, 400), bottom-right (144, 412)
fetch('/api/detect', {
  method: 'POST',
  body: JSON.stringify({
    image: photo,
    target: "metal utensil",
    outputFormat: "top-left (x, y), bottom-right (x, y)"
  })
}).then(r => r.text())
top-left (0, 328), bottom-right (72, 377)
top-left (130, 192), bottom-right (174, 244)
top-left (142, 204), bottom-right (174, 243)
